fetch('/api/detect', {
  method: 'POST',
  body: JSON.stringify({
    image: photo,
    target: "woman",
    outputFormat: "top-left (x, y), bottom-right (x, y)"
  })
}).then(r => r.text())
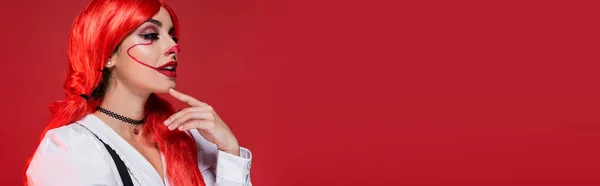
top-left (25, 0), bottom-right (252, 185)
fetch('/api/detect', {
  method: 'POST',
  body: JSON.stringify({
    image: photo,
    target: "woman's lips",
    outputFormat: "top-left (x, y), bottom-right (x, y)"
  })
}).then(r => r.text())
top-left (156, 61), bottom-right (177, 78)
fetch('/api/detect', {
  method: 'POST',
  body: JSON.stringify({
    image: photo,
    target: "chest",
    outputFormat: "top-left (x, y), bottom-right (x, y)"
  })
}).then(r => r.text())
top-left (127, 140), bottom-right (165, 180)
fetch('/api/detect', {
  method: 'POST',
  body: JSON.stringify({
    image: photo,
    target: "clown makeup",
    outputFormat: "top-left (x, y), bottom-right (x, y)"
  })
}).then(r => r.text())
top-left (107, 7), bottom-right (182, 93)
top-left (127, 18), bottom-right (180, 78)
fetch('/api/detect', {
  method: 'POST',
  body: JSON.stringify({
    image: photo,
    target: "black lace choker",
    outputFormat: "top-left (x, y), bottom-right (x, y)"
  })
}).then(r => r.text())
top-left (96, 107), bottom-right (146, 125)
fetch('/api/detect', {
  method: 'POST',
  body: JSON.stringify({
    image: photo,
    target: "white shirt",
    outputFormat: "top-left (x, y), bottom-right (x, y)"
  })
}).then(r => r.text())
top-left (26, 114), bottom-right (252, 186)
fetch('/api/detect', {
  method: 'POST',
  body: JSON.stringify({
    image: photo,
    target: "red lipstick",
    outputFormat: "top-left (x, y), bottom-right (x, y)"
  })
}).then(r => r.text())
top-left (156, 61), bottom-right (178, 78)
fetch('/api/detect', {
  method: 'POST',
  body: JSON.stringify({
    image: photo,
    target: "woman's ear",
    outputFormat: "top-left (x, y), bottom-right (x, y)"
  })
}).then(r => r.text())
top-left (106, 55), bottom-right (117, 68)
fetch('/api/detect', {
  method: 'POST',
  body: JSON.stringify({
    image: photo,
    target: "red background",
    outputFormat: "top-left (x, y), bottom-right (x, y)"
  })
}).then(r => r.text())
top-left (2, 0), bottom-right (600, 185)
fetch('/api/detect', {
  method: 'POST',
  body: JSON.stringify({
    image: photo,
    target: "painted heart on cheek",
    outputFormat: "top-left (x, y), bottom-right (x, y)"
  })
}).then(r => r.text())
top-left (127, 40), bottom-right (178, 78)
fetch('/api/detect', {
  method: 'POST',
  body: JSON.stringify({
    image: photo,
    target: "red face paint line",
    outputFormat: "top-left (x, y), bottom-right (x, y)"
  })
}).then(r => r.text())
top-left (127, 40), bottom-right (178, 78)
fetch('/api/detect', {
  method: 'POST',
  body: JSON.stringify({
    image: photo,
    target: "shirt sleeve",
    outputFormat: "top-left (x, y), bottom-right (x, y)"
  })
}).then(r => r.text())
top-left (26, 126), bottom-right (117, 186)
top-left (190, 129), bottom-right (253, 186)
top-left (215, 147), bottom-right (253, 186)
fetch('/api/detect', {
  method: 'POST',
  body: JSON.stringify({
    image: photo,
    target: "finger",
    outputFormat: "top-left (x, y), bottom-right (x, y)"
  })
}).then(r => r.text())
top-left (164, 106), bottom-right (213, 125)
top-left (167, 112), bottom-right (214, 130)
top-left (168, 88), bottom-right (208, 107)
top-left (178, 120), bottom-right (216, 131)
top-left (168, 111), bottom-right (213, 130)
top-left (164, 107), bottom-right (194, 125)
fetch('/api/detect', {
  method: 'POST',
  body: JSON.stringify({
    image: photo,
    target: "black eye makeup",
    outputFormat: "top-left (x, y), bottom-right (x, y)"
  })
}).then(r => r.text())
top-left (137, 30), bottom-right (178, 43)
top-left (137, 25), bottom-right (159, 40)
top-left (136, 21), bottom-right (178, 43)
top-left (169, 27), bottom-right (179, 43)
top-left (140, 33), bottom-right (160, 40)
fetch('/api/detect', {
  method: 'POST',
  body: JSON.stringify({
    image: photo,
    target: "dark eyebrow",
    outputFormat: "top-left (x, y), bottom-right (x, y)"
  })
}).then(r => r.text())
top-left (145, 19), bottom-right (162, 27)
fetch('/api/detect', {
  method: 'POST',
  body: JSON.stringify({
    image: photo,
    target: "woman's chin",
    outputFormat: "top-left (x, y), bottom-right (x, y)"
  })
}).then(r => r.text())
top-left (154, 83), bottom-right (176, 94)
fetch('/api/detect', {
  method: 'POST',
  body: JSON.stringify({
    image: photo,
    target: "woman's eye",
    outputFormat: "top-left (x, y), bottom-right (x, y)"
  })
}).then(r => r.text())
top-left (140, 33), bottom-right (159, 40)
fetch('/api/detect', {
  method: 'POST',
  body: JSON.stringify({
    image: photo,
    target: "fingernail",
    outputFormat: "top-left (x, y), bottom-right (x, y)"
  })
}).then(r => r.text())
top-left (164, 119), bottom-right (170, 125)
top-left (168, 124), bottom-right (174, 130)
top-left (178, 126), bottom-right (184, 131)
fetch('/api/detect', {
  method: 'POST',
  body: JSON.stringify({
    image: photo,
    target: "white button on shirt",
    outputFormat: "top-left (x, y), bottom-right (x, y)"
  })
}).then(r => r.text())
top-left (26, 114), bottom-right (252, 186)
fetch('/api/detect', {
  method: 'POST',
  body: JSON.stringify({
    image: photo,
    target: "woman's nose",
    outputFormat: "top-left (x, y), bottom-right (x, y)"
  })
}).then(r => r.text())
top-left (165, 45), bottom-right (180, 56)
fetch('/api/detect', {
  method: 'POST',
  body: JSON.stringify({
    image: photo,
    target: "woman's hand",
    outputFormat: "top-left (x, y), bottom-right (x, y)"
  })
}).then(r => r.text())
top-left (163, 88), bottom-right (240, 156)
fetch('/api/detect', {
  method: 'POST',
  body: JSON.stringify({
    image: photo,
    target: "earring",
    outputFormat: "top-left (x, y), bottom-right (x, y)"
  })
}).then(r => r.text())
top-left (107, 61), bottom-right (111, 65)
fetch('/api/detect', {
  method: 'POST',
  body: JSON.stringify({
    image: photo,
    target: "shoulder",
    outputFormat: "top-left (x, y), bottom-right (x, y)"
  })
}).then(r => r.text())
top-left (26, 123), bottom-right (115, 185)
top-left (45, 123), bottom-right (94, 140)
top-left (38, 123), bottom-right (100, 155)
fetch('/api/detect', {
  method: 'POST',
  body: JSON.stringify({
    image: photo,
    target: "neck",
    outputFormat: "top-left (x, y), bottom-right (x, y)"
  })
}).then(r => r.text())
top-left (94, 81), bottom-right (149, 139)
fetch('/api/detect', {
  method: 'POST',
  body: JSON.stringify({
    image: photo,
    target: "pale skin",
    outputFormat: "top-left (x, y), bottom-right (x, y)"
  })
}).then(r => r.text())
top-left (93, 7), bottom-right (240, 180)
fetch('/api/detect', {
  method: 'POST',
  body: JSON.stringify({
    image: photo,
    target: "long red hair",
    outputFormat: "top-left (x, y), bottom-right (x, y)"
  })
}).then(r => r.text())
top-left (31, 0), bottom-right (205, 185)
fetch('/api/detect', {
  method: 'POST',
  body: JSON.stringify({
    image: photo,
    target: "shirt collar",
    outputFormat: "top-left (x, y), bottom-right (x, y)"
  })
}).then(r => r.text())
top-left (75, 114), bottom-right (165, 185)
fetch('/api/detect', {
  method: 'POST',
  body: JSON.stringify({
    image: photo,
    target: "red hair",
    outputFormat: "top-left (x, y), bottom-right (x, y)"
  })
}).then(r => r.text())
top-left (30, 0), bottom-right (205, 185)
